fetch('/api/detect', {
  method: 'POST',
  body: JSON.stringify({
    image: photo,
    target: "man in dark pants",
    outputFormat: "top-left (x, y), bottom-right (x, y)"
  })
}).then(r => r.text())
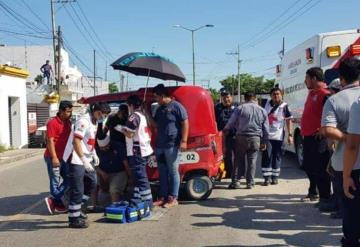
top-left (261, 87), bottom-right (293, 185)
top-left (64, 102), bottom-right (110, 228)
top-left (321, 58), bottom-right (360, 219)
top-left (301, 67), bottom-right (331, 202)
top-left (214, 89), bottom-right (237, 179)
top-left (117, 95), bottom-right (154, 207)
top-left (343, 97), bottom-right (360, 247)
top-left (224, 92), bottom-right (269, 189)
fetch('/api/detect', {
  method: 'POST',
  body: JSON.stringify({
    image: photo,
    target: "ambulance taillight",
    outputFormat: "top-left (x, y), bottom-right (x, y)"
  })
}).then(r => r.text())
top-left (350, 44), bottom-right (360, 56)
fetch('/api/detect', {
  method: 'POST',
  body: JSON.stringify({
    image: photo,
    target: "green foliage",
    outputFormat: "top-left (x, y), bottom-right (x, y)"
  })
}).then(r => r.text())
top-left (109, 82), bottom-right (119, 93)
top-left (220, 73), bottom-right (275, 95)
top-left (0, 144), bottom-right (7, 153)
top-left (34, 74), bottom-right (43, 83)
top-left (208, 88), bottom-right (220, 103)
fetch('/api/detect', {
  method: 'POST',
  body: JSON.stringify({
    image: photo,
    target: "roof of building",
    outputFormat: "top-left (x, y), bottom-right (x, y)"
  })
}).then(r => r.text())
top-left (0, 65), bottom-right (29, 78)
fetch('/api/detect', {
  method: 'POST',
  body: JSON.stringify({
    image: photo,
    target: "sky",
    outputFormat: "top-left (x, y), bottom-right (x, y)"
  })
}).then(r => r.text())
top-left (0, 0), bottom-right (359, 90)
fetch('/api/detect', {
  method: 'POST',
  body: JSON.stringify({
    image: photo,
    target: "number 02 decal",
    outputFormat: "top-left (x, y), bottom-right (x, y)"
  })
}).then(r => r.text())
top-left (186, 154), bottom-right (196, 160)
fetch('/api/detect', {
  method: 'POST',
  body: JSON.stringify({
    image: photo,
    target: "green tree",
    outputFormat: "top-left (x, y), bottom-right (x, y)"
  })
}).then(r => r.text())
top-left (208, 88), bottom-right (220, 103)
top-left (108, 82), bottom-right (119, 93)
top-left (220, 73), bottom-right (275, 95)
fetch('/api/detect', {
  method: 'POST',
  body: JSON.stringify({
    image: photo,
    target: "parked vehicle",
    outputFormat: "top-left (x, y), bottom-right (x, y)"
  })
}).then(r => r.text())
top-left (275, 29), bottom-right (360, 166)
top-left (82, 86), bottom-right (224, 200)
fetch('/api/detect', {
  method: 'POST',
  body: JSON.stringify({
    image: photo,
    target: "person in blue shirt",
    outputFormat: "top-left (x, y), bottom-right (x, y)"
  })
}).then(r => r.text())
top-left (152, 84), bottom-right (189, 208)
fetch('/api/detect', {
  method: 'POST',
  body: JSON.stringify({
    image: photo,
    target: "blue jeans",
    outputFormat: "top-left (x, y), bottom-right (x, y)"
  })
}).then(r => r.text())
top-left (44, 156), bottom-right (68, 204)
top-left (155, 147), bottom-right (180, 198)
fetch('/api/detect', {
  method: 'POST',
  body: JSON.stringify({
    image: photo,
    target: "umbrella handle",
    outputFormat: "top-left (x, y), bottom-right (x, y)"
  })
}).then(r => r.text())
top-left (143, 69), bottom-right (151, 102)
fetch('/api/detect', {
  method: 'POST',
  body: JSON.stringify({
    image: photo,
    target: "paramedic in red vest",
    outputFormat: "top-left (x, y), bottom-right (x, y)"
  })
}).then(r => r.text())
top-left (66, 102), bottom-right (110, 228)
top-left (301, 67), bottom-right (331, 202)
top-left (44, 100), bottom-right (73, 214)
top-left (116, 95), bottom-right (154, 207)
top-left (261, 87), bottom-right (293, 186)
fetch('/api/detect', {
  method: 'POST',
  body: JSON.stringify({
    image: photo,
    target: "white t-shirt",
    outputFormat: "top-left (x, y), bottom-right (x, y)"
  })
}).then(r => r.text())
top-left (70, 113), bottom-right (97, 165)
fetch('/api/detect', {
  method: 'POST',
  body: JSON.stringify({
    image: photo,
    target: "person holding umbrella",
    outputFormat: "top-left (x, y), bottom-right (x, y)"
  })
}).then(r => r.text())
top-left (152, 84), bottom-right (189, 208)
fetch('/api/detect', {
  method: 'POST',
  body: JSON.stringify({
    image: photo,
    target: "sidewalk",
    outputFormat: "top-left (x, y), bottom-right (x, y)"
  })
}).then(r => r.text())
top-left (0, 148), bottom-right (44, 165)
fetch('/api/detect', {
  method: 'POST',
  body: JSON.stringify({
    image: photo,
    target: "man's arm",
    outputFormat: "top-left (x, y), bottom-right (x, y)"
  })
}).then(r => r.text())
top-left (286, 118), bottom-right (293, 144)
top-left (223, 108), bottom-right (238, 134)
top-left (47, 137), bottom-right (60, 167)
top-left (321, 126), bottom-right (345, 141)
top-left (180, 119), bottom-right (189, 151)
top-left (73, 137), bottom-right (85, 159)
top-left (343, 134), bottom-right (360, 199)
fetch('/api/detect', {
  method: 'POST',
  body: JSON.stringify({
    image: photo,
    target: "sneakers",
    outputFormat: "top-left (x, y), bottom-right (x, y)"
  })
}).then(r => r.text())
top-left (153, 197), bottom-right (166, 207)
top-left (163, 196), bottom-right (178, 209)
top-left (301, 194), bottom-right (319, 202)
top-left (45, 197), bottom-right (55, 215)
top-left (69, 218), bottom-right (88, 229)
top-left (263, 179), bottom-right (270, 186)
top-left (271, 178), bottom-right (278, 185)
top-left (246, 183), bottom-right (255, 189)
top-left (228, 181), bottom-right (241, 189)
top-left (54, 204), bottom-right (67, 214)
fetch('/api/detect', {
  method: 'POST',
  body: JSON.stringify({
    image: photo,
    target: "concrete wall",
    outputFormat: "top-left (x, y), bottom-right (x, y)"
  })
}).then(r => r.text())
top-left (0, 74), bottom-right (28, 148)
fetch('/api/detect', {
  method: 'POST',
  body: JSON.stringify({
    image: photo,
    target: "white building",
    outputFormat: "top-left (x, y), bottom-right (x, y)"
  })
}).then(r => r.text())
top-left (0, 65), bottom-right (29, 148)
top-left (0, 45), bottom-right (109, 103)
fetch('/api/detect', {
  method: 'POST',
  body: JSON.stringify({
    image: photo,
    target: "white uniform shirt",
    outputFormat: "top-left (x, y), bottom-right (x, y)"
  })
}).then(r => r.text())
top-left (264, 100), bottom-right (292, 141)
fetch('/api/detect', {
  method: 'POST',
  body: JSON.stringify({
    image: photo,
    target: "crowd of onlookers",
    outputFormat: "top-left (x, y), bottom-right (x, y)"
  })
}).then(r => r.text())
top-left (41, 55), bottom-right (360, 246)
top-left (215, 57), bottom-right (360, 247)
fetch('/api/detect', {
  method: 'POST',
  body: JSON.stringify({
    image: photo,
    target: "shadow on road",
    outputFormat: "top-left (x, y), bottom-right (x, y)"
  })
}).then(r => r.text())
top-left (0, 192), bottom-right (49, 217)
top-left (0, 219), bottom-right (67, 232)
top-left (188, 194), bottom-right (341, 247)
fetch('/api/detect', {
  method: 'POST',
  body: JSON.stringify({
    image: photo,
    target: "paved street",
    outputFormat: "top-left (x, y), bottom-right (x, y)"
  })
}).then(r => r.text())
top-left (0, 153), bottom-right (342, 247)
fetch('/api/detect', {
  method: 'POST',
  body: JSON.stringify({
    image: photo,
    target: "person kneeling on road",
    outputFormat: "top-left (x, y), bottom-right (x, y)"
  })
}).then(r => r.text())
top-left (96, 132), bottom-right (130, 204)
top-left (64, 102), bottom-right (110, 229)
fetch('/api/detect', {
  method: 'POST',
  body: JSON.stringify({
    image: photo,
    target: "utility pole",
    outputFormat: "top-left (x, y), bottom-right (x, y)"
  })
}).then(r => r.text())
top-left (57, 25), bottom-right (61, 93)
top-left (105, 61), bottom-right (108, 81)
top-left (125, 73), bottom-right (129, 91)
top-left (50, 0), bottom-right (75, 92)
top-left (50, 0), bottom-right (57, 88)
top-left (226, 44), bottom-right (242, 103)
top-left (93, 49), bottom-right (96, 96)
top-left (191, 30), bottom-right (195, 86)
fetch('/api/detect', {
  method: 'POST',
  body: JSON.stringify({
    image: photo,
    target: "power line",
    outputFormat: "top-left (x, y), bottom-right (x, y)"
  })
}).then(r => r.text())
top-left (75, 1), bottom-right (114, 59)
top-left (68, 3), bottom-right (110, 61)
top-left (62, 3), bottom-right (108, 62)
top-left (63, 36), bottom-right (93, 74)
top-left (0, 28), bottom-right (51, 39)
top-left (18, 0), bottom-right (51, 32)
top-left (0, 0), bottom-right (47, 34)
top-left (239, 0), bottom-right (303, 49)
top-left (247, 0), bottom-right (322, 48)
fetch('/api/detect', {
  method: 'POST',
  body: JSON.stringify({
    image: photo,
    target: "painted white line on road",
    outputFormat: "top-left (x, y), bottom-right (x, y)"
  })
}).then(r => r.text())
top-left (0, 198), bottom-right (44, 229)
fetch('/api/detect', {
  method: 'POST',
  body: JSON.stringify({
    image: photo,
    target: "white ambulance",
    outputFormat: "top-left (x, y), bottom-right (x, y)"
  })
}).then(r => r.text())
top-left (275, 29), bottom-right (360, 166)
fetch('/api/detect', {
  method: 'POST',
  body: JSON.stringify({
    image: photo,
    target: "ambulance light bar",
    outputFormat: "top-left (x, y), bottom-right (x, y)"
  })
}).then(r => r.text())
top-left (350, 44), bottom-right (360, 56)
top-left (326, 46), bottom-right (341, 58)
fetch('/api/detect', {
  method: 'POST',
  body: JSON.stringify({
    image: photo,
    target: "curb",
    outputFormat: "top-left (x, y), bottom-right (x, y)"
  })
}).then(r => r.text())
top-left (0, 150), bottom-right (43, 165)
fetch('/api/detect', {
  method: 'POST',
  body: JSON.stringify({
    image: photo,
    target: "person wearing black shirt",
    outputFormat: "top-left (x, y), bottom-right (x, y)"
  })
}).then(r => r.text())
top-left (214, 89), bottom-right (237, 180)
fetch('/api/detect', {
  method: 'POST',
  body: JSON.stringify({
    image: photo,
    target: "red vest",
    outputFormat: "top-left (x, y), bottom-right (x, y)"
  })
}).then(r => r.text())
top-left (301, 85), bottom-right (330, 136)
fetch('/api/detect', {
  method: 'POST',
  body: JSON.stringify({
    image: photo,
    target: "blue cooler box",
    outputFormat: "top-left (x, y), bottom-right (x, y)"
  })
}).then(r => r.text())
top-left (104, 201), bottom-right (128, 223)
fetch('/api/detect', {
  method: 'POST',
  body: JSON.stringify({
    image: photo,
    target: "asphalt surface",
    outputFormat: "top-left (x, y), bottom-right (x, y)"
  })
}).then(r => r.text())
top-left (0, 153), bottom-right (342, 247)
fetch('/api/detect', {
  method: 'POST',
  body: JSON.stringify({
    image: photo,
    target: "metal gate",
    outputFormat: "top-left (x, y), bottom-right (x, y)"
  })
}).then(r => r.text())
top-left (27, 103), bottom-right (49, 148)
